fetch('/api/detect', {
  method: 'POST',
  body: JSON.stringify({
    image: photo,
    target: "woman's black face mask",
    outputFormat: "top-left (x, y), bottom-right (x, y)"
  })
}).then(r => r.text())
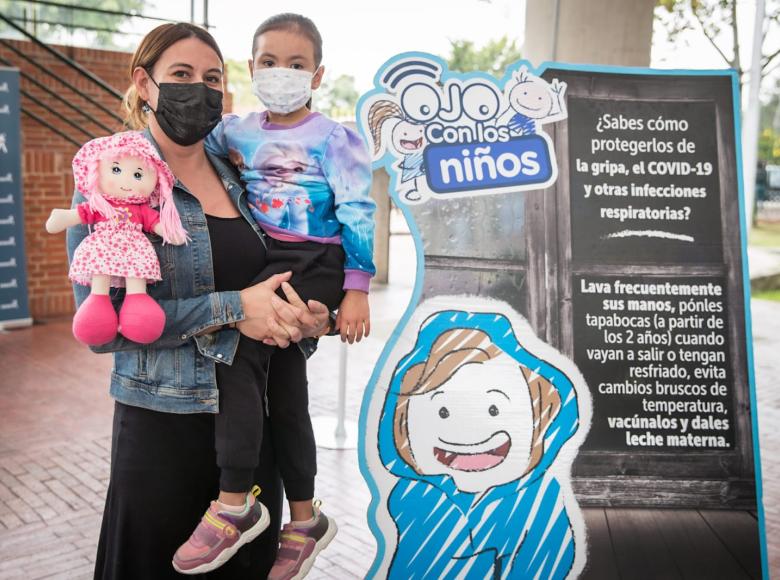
top-left (146, 73), bottom-right (223, 146)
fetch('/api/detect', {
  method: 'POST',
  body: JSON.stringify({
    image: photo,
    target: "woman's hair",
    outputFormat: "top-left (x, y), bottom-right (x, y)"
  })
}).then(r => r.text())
top-left (123, 22), bottom-right (224, 130)
top-left (251, 13), bottom-right (323, 67)
top-left (393, 328), bottom-right (562, 476)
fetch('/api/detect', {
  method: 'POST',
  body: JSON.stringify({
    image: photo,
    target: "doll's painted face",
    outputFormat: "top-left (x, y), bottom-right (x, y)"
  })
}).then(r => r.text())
top-left (405, 356), bottom-right (534, 493)
top-left (98, 156), bottom-right (157, 200)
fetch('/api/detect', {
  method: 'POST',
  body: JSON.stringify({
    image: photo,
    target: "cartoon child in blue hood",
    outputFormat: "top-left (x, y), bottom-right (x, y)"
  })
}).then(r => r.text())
top-left (378, 309), bottom-right (587, 579)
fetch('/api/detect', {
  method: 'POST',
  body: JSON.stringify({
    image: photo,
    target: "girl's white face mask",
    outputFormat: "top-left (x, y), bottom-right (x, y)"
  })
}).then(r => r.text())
top-left (252, 67), bottom-right (315, 115)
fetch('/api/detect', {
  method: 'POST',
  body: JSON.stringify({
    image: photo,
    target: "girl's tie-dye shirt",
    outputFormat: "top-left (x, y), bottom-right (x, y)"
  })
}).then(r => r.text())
top-left (205, 111), bottom-right (376, 292)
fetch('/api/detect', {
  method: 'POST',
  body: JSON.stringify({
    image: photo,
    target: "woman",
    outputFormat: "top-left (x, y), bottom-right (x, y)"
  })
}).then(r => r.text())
top-left (65, 23), bottom-right (331, 579)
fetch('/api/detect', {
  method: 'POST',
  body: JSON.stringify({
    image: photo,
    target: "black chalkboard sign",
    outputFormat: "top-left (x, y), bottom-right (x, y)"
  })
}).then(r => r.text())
top-left (372, 65), bottom-right (756, 510)
top-left (539, 68), bottom-right (754, 509)
top-left (568, 99), bottom-right (723, 264)
top-left (572, 273), bottom-right (734, 453)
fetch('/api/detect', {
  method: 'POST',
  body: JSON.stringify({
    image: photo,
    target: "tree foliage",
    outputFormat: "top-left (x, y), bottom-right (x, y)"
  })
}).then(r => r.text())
top-left (0, 0), bottom-right (149, 48)
top-left (225, 59), bottom-right (256, 115)
top-left (654, 0), bottom-right (780, 83)
top-left (758, 86), bottom-right (780, 162)
top-left (315, 74), bottom-right (359, 121)
top-left (447, 36), bottom-right (522, 78)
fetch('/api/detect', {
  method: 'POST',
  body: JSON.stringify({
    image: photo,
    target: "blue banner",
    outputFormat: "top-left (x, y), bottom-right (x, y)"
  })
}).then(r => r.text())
top-left (423, 134), bottom-right (554, 194)
top-left (0, 68), bottom-right (32, 328)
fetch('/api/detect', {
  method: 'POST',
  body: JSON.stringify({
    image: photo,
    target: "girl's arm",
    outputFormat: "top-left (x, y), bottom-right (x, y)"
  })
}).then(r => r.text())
top-left (204, 115), bottom-right (239, 157)
top-left (321, 124), bottom-right (377, 293)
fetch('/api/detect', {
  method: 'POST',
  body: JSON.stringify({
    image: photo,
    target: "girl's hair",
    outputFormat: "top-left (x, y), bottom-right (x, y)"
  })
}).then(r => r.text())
top-left (393, 327), bottom-right (562, 476)
top-left (252, 13), bottom-right (323, 67)
top-left (123, 22), bottom-right (224, 130)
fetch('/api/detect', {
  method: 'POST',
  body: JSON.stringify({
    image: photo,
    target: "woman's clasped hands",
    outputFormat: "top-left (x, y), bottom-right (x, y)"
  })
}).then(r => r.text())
top-left (238, 271), bottom-right (330, 347)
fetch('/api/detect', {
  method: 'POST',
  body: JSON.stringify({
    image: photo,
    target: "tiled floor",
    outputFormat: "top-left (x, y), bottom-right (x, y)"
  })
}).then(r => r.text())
top-left (1, 235), bottom-right (778, 579)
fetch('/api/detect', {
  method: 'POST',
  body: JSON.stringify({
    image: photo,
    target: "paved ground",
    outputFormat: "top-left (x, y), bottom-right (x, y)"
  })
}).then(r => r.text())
top-left (1, 234), bottom-right (778, 579)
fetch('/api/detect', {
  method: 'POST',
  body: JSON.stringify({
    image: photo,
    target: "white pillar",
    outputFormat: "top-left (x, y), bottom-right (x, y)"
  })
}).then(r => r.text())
top-left (742, 0), bottom-right (765, 230)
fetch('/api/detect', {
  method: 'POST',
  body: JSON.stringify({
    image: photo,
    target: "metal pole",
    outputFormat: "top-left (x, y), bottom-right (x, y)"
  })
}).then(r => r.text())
top-left (203, 0), bottom-right (209, 29)
top-left (0, 14), bottom-right (123, 100)
top-left (743, 0), bottom-right (765, 231)
top-left (190, 0), bottom-right (195, 23)
top-left (335, 341), bottom-right (348, 441)
top-left (312, 339), bottom-right (358, 449)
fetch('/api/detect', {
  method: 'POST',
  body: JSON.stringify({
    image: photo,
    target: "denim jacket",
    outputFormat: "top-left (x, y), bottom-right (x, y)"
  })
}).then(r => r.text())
top-left (66, 129), bottom-right (316, 414)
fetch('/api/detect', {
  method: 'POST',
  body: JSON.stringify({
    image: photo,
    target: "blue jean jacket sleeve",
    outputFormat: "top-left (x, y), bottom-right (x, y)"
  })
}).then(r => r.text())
top-left (66, 190), bottom-right (244, 360)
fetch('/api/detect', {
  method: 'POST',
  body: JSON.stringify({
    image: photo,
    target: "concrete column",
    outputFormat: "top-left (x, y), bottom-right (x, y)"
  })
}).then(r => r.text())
top-left (524, 0), bottom-right (655, 66)
top-left (371, 168), bottom-right (391, 284)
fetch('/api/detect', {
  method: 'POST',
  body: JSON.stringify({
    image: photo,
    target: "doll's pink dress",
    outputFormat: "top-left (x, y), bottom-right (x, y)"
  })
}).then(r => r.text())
top-left (69, 195), bottom-right (162, 287)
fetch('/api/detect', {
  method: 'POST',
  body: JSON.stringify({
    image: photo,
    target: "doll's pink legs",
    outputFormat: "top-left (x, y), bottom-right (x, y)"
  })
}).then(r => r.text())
top-left (72, 275), bottom-right (118, 346)
top-left (118, 277), bottom-right (165, 344)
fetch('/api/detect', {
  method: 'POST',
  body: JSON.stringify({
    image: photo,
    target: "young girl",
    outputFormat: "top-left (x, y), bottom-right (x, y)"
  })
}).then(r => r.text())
top-left (172, 13), bottom-right (375, 579)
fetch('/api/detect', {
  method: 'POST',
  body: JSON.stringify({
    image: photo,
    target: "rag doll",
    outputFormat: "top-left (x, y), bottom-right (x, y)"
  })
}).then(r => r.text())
top-left (45, 131), bottom-right (188, 346)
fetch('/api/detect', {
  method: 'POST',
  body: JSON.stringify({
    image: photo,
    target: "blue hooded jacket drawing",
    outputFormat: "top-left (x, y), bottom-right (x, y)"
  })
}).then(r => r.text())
top-left (377, 310), bottom-right (585, 579)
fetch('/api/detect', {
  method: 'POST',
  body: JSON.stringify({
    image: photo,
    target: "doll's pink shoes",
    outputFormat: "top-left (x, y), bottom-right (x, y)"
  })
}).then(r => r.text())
top-left (172, 487), bottom-right (270, 575)
top-left (72, 294), bottom-right (118, 345)
top-left (118, 293), bottom-right (165, 344)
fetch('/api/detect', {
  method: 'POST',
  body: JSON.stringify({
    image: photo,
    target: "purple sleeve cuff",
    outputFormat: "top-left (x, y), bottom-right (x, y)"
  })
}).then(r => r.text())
top-left (343, 269), bottom-right (371, 293)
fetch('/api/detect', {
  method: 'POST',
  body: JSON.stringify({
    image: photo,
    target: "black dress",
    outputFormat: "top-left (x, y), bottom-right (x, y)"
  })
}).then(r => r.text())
top-left (93, 214), bottom-right (284, 580)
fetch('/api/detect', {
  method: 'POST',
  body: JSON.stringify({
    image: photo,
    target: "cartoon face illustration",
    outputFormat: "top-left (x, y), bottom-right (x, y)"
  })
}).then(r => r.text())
top-left (252, 141), bottom-right (310, 186)
top-left (509, 77), bottom-right (555, 119)
top-left (390, 120), bottom-right (425, 154)
top-left (373, 303), bottom-right (590, 580)
top-left (405, 353), bottom-right (534, 493)
top-left (392, 325), bottom-right (565, 494)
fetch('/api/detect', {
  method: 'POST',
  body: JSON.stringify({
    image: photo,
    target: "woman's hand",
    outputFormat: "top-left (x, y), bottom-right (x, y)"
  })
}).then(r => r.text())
top-left (237, 272), bottom-right (298, 344)
top-left (261, 282), bottom-right (331, 347)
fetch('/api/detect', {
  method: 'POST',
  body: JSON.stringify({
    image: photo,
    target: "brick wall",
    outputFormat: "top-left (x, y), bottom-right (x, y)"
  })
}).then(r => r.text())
top-left (1, 39), bottom-right (232, 319)
top-left (0, 39), bottom-right (130, 318)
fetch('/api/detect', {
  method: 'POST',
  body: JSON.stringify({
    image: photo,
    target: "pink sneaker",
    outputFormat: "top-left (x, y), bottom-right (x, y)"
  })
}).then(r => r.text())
top-left (118, 293), bottom-right (165, 344)
top-left (172, 487), bottom-right (270, 575)
top-left (268, 503), bottom-right (338, 580)
top-left (72, 293), bottom-right (118, 345)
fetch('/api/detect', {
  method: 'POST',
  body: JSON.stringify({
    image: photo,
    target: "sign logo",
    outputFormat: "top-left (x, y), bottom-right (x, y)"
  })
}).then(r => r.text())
top-left (358, 53), bottom-right (568, 203)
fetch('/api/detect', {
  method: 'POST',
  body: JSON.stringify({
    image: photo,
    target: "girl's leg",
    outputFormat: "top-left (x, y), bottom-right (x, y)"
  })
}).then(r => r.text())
top-left (266, 344), bottom-right (317, 515)
top-left (72, 274), bottom-right (118, 345)
top-left (267, 345), bottom-right (338, 580)
top-left (214, 337), bottom-right (272, 497)
top-left (118, 277), bottom-right (164, 343)
top-left (171, 337), bottom-right (275, 574)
